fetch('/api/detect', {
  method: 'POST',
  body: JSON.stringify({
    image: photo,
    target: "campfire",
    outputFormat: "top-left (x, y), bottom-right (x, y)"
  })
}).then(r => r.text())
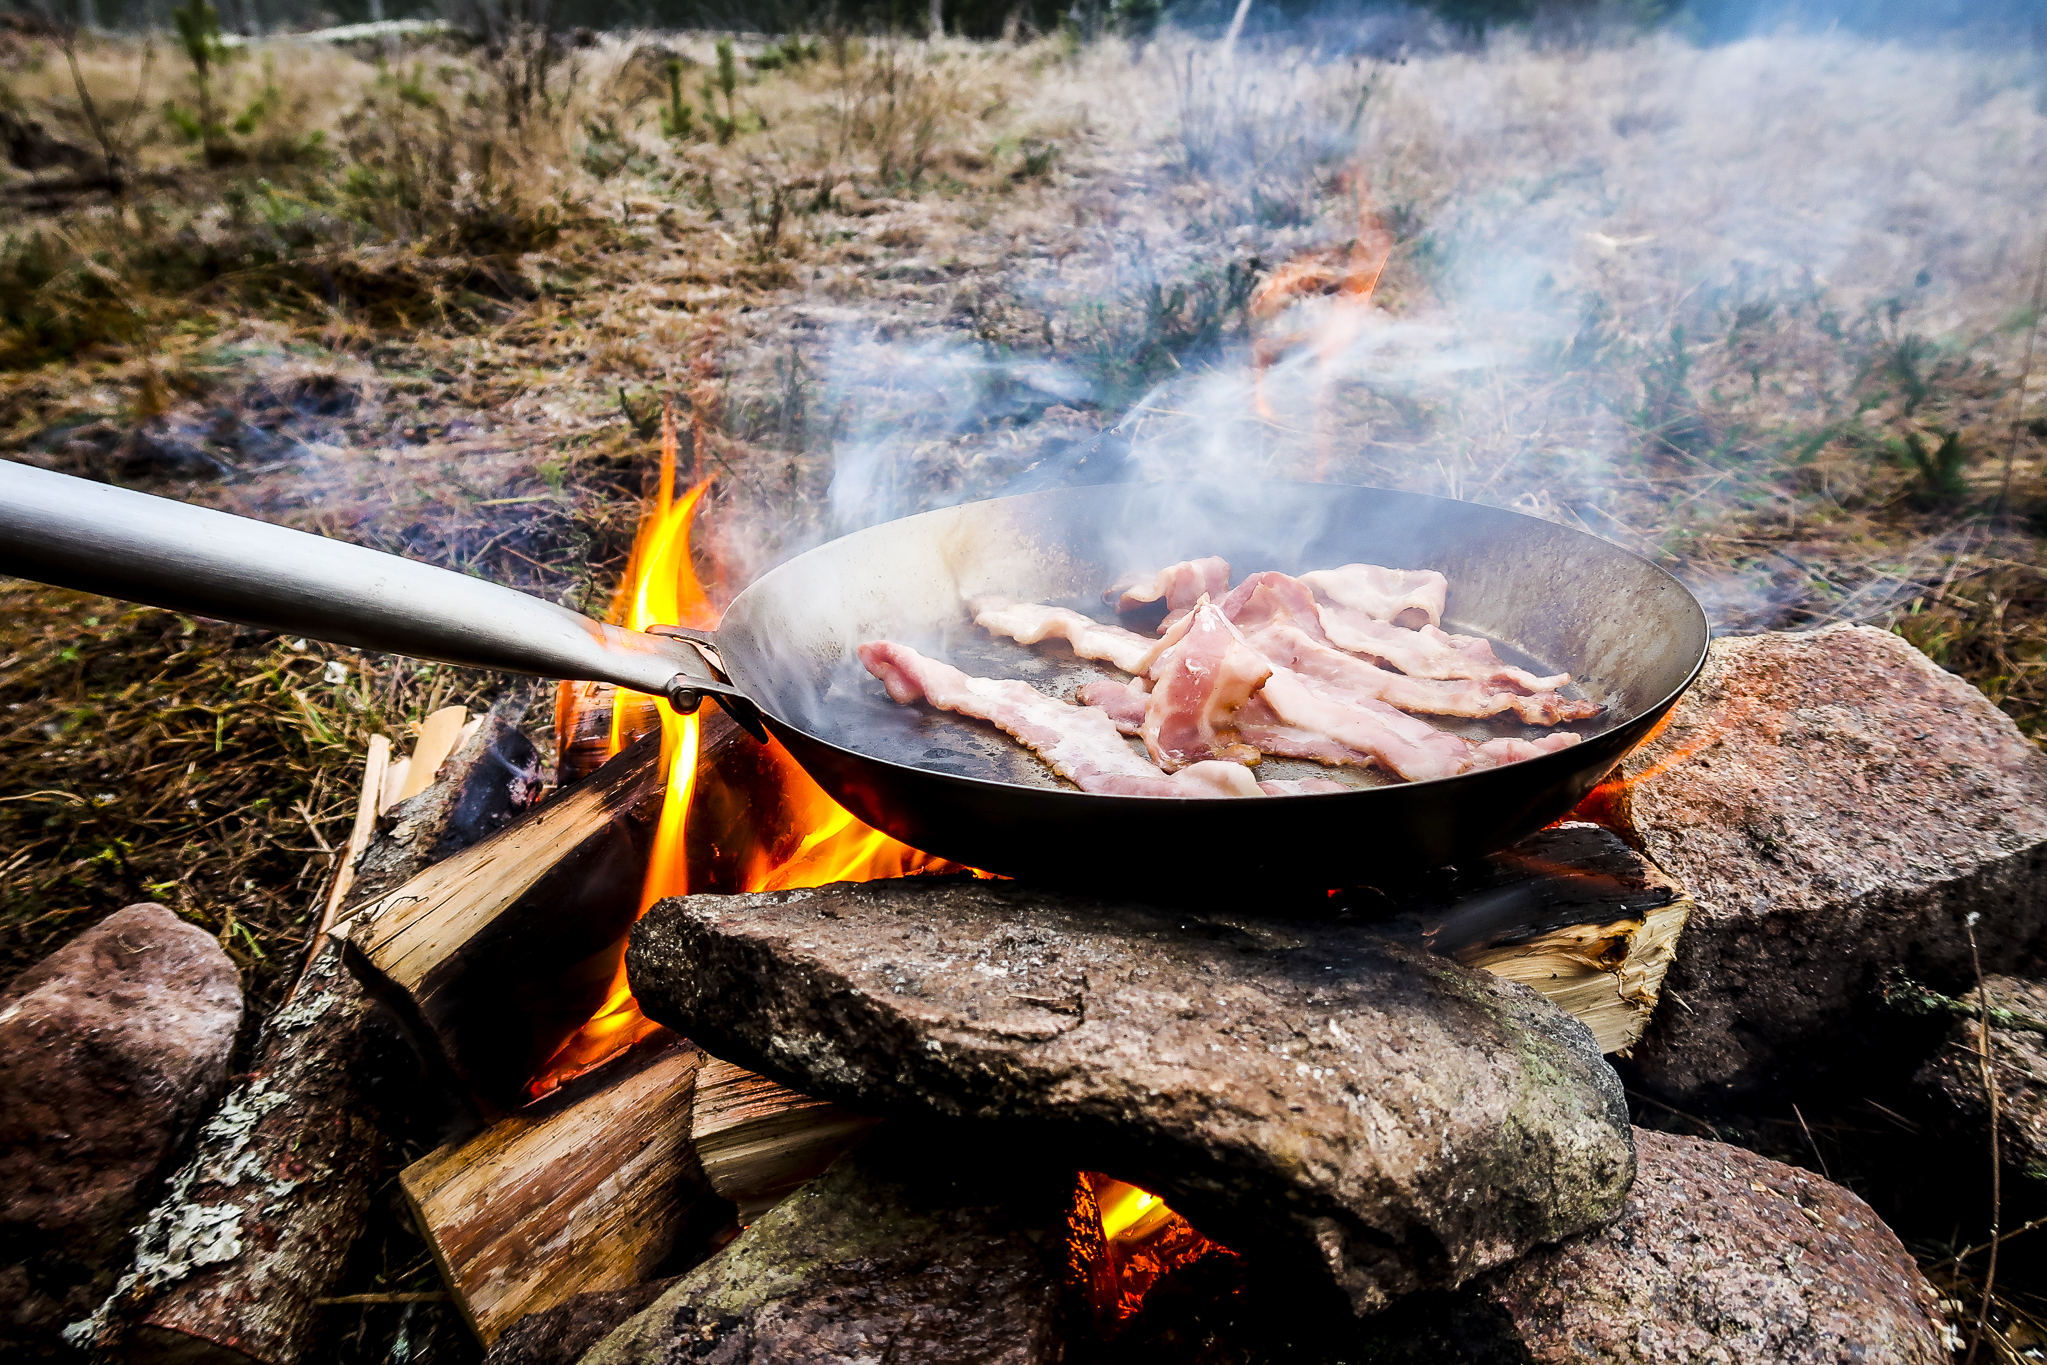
top-left (12, 386), bottom-right (2020, 1365)
top-left (354, 410), bottom-right (1238, 1340)
top-left (305, 411), bottom-right (1700, 1349)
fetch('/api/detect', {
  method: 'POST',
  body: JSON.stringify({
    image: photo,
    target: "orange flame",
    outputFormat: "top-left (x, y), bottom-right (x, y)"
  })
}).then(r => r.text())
top-left (1249, 173), bottom-right (1397, 473)
top-left (536, 403), bottom-right (1218, 1331)
top-left (530, 399), bottom-right (955, 1097)
top-left (1067, 1172), bottom-right (1237, 1330)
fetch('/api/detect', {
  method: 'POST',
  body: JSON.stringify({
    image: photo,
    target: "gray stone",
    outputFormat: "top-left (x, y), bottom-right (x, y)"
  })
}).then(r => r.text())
top-left (1586, 625), bottom-right (2047, 1105)
top-left (0, 903), bottom-right (242, 1357)
top-left (625, 877), bottom-right (1635, 1316)
top-left (1913, 974), bottom-right (2047, 1182)
top-left (486, 1278), bottom-right (680, 1365)
top-left (578, 1132), bottom-right (1069, 1365)
top-left (1472, 1127), bottom-right (1951, 1364)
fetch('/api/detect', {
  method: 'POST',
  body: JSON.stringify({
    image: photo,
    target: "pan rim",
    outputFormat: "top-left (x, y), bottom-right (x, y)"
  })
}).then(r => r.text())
top-left (718, 478), bottom-right (1712, 802)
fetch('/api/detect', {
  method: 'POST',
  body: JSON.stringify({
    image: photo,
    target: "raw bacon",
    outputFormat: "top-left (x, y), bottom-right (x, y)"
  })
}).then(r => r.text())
top-left (1139, 600), bottom-right (1270, 771)
top-left (1217, 571), bottom-right (1330, 637)
top-left (1076, 677), bottom-right (1150, 733)
top-left (1245, 622), bottom-right (1600, 726)
top-left (1106, 556), bottom-right (1231, 633)
top-left (1299, 563), bottom-right (1448, 629)
top-left (1314, 607), bottom-right (1571, 693)
top-left (1214, 571), bottom-right (1590, 717)
top-left (1257, 776), bottom-right (1350, 795)
top-left (858, 642), bottom-right (1281, 799)
top-left (968, 595), bottom-right (1166, 675)
top-left (1254, 671), bottom-right (1581, 783)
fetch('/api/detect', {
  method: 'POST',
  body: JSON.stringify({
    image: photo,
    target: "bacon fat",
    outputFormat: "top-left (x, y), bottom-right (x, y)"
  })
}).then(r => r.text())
top-left (1299, 563), bottom-right (1448, 629)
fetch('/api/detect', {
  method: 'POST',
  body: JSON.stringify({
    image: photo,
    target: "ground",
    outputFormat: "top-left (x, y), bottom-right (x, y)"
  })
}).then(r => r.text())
top-left (2, 13), bottom-right (2045, 1362)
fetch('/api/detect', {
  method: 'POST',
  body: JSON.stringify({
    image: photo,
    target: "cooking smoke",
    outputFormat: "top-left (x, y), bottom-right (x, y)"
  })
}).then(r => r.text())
top-left (702, 10), bottom-right (2042, 637)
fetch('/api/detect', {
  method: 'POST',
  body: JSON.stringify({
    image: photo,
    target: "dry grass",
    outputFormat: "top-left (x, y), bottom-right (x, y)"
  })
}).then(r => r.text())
top-left (0, 583), bottom-right (505, 1036)
top-left (1, 22), bottom-right (2044, 1359)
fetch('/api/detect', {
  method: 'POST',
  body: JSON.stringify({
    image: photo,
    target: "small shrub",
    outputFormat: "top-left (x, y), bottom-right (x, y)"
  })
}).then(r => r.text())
top-left (660, 59), bottom-right (695, 140)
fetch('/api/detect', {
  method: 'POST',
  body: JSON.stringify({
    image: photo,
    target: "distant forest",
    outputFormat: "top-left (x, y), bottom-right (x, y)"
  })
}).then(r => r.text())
top-left (8, 0), bottom-right (2040, 45)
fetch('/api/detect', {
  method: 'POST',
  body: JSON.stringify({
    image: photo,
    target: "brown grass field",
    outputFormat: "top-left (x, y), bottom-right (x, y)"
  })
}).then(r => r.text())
top-left (2, 15), bottom-right (2044, 1359)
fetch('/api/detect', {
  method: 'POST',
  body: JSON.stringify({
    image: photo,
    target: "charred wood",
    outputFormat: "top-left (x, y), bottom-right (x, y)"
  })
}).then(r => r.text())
top-left (1378, 821), bottom-right (1693, 1056)
top-left (554, 680), bottom-right (661, 788)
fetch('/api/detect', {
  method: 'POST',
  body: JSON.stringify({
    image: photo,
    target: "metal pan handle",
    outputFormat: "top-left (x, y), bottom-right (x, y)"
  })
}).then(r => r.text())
top-left (0, 462), bottom-right (766, 739)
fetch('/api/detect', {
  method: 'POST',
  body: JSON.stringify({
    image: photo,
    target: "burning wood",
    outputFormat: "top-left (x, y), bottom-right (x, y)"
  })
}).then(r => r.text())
top-left (554, 680), bottom-right (662, 788)
top-left (344, 730), bottom-right (666, 1108)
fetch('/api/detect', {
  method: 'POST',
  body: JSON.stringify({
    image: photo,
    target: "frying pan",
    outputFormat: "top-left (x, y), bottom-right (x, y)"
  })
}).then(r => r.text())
top-left (0, 463), bottom-right (1708, 889)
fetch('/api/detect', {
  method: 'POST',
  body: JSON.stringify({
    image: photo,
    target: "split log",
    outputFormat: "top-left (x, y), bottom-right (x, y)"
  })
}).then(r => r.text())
top-left (344, 729), bottom-right (666, 1108)
top-left (400, 1031), bottom-right (729, 1346)
top-left (344, 708), bottom-right (767, 1107)
top-left (312, 734), bottom-right (389, 949)
top-left (83, 698), bottom-right (542, 1365)
top-left (554, 680), bottom-right (662, 787)
top-left (688, 1058), bottom-right (878, 1222)
top-left (1394, 821), bottom-right (1693, 1056)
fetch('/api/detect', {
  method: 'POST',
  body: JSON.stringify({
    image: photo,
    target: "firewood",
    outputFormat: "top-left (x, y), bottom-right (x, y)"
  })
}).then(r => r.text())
top-left (344, 729), bottom-right (666, 1108)
top-left (1445, 901), bottom-right (1690, 1055)
top-left (82, 710), bottom-right (540, 1365)
top-left (313, 733), bottom-right (389, 946)
top-left (689, 1057), bottom-right (879, 1222)
top-left (389, 703), bottom-right (472, 808)
top-left (1406, 821), bottom-right (1694, 1057)
top-left (400, 1031), bottom-right (728, 1346)
top-left (554, 680), bottom-right (662, 787)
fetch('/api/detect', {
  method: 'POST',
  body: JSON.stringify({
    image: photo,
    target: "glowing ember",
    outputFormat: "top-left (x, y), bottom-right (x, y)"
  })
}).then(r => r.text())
top-left (1067, 1171), bottom-right (1237, 1330)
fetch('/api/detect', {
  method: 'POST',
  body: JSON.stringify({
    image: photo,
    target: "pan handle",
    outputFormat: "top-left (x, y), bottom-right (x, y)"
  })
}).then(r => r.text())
top-left (0, 462), bottom-right (763, 736)
top-left (645, 626), bottom-right (769, 743)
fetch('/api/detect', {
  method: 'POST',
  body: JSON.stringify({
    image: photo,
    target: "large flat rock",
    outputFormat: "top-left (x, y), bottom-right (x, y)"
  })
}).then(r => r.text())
top-left (578, 1131), bottom-right (1069, 1365)
top-left (626, 877), bottom-right (1634, 1315)
top-left (1471, 1128), bottom-right (1951, 1364)
top-left (1586, 624), bottom-right (2047, 1104)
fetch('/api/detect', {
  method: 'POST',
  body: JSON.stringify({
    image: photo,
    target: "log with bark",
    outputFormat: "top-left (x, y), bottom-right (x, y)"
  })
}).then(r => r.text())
top-left (77, 697), bottom-right (541, 1365)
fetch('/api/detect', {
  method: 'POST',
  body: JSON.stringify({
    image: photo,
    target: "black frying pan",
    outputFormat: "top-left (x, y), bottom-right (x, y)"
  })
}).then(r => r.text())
top-left (0, 465), bottom-right (1708, 888)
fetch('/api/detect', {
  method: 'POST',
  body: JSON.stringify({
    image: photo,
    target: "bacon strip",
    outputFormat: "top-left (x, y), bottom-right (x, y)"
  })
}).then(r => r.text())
top-left (1246, 622), bottom-right (1600, 726)
top-left (1140, 600), bottom-right (1270, 771)
top-left (1299, 563), bottom-right (1448, 628)
top-left (1106, 557), bottom-right (1231, 633)
top-left (1217, 570), bottom-right (1329, 636)
top-left (1314, 607), bottom-right (1571, 693)
top-left (1258, 776), bottom-right (1350, 795)
top-left (1254, 671), bottom-right (1581, 783)
top-left (968, 595), bottom-right (1166, 675)
top-left (859, 642), bottom-right (1280, 799)
top-left (1076, 677), bottom-right (1150, 734)
top-left (1216, 571), bottom-right (1589, 717)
